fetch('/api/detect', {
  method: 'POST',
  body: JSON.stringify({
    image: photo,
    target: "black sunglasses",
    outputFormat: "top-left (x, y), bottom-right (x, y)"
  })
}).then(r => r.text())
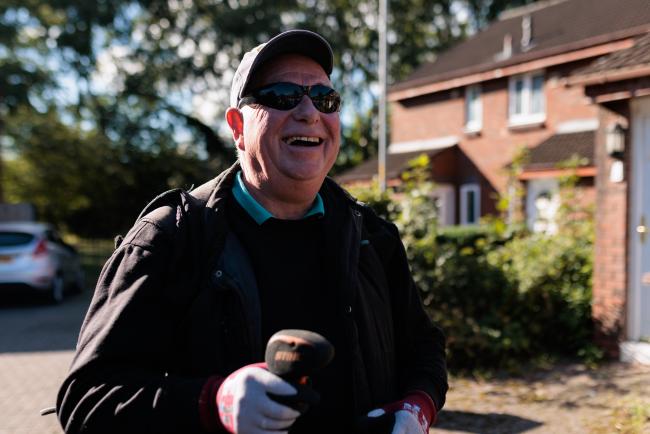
top-left (238, 82), bottom-right (341, 113)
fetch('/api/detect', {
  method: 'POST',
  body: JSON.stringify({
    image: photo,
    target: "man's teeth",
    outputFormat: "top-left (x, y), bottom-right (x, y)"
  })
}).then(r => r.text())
top-left (286, 136), bottom-right (321, 145)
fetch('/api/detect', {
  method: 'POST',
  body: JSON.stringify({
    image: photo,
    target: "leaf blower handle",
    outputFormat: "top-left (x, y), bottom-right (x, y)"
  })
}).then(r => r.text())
top-left (264, 329), bottom-right (335, 413)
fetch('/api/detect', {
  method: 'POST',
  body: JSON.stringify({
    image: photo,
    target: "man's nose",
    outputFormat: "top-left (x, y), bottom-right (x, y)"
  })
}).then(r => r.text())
top-left (291, 94), bottom-right (320, 123)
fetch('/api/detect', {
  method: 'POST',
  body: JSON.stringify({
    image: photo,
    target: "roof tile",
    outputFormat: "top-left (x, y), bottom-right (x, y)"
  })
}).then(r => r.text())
top-left (336, 149), bottom-right (444, 184)
top-left (524, 130), bottom-right (595, 170)
top-left (573, 32), bottom-right (650, 76)
top-left (392, 0), bottom-right (650, 93)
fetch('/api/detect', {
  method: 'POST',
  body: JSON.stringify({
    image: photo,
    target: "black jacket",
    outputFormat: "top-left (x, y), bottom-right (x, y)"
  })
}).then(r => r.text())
top-left (57, 163), bottom-right (448, 433)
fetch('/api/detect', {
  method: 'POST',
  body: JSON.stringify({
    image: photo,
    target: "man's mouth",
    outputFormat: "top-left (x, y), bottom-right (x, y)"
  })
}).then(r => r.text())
top-left (284, 136), bottom-right (323, 147)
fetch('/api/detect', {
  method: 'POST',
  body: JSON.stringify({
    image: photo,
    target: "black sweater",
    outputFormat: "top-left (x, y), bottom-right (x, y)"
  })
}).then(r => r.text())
top-left (226, 195), bottom-right (353, 431)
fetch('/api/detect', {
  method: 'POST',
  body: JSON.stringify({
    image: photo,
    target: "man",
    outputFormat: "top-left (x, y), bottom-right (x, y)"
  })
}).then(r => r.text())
top-left (57, 30), bottom-right (448, 434)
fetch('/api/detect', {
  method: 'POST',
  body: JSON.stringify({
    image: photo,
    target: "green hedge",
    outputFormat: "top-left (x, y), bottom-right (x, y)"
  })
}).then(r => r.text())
top-left (348, 155), bottom-right (597, 371)
top-left (420, 226), bottom-right (594, 371)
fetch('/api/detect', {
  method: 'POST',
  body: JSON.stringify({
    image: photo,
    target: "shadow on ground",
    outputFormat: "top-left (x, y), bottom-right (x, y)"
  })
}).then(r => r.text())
top-left (435, 410), bottom-right (543, 433)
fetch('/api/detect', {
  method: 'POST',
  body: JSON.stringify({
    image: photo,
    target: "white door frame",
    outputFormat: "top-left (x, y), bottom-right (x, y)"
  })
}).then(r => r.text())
top-left (628, 96), bottom-right (650, 340)
top-left (432, 184), bottom-right (455, 227)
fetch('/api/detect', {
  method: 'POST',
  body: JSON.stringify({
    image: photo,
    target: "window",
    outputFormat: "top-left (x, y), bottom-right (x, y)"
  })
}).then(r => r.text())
top-left (460, 184), bottom-right (480, 225)
top-left (464, 85), bottom-right (482, 133)
top-left (508, 72), bottom-right (545, 126)
top-left (526, 178), bottom-right (559, 234)
top-left (0, 232), bottom-right (34, 247)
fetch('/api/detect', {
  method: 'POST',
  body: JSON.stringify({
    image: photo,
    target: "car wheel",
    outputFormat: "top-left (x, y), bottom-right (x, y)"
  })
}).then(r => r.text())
top-left (49, 274), bottom-right (64, 304)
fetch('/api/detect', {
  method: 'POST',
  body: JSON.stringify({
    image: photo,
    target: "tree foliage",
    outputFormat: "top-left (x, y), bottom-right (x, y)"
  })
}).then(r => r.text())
top-left (1, 0), bottom-right (540, 235)
top-left (465, 0), bottom-right (537, 29)
top-left (3, 106), bottom-right (216, 236)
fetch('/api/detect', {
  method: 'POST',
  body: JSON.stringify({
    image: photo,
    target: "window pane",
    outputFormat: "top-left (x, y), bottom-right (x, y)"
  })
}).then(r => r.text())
top-left (466, 87), bottom-right (479, 124)
top-left (466, 190), bottom-right (476, 223)
top-left (513, 79), bottom-right (524, 115)
top-left (0, 232), bottom-right (34, 247)
top-left (465, 89), bottom-right (473, 122)
top-left (531, 75), bottom-right (544, 114)
top-left (472, 94), bottom-right (480, 122)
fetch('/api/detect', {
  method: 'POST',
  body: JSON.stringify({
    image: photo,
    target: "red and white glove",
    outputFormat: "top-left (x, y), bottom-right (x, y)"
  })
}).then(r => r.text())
top-left (200, 363), bottom-right (301, 434)
top-left (364, 391), bottom-right (436, 434)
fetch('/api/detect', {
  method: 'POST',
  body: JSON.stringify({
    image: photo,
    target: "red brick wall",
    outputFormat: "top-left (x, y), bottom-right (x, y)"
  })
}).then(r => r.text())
top-left (390, 61), bottom-right (599, 197)
top-left (391, 90), bottom-right (463, 142)
top-left (429, 146), bottom-right (460, 184)
top-left (592, 101), bottom-right (630, 356)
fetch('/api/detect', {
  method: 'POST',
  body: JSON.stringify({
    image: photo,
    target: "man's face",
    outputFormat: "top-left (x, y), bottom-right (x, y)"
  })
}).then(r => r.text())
top-left (235, 54), bottom-right (341, 190)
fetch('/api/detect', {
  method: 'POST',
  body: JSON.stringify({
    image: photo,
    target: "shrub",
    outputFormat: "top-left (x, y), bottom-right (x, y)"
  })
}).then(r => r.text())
top-left (424, 227), bottom-right (524, 370)
top-left (346, 153), bottom-right (596, 372)
top-left (345, 181), bottom-right (396, 222)
top-left (487, 229), bottom-right (594, 355)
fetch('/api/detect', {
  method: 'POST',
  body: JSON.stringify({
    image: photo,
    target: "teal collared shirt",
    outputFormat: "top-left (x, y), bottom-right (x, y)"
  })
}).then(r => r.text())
top-left (232, 171), bottom-right (325, 225)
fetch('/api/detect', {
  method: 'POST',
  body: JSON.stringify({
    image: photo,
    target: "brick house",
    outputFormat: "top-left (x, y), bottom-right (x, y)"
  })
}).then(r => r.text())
top-left (337, 0), bottom-right (650, 359)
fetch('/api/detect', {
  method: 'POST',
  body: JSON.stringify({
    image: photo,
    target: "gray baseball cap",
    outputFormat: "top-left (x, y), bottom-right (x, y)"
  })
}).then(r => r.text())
top-left (229, 29), bottom-right (334, 108)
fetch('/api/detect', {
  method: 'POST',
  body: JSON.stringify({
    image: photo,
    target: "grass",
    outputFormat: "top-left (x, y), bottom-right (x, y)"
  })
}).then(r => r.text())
top-left (611, 401), bottom-right (650, 434)
top-left (589, 398), bottom-right (650, 434)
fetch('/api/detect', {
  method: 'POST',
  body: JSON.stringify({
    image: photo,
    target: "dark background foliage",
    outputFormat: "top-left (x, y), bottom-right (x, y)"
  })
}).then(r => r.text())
top-left (1, 0), bottom-right (536, 236)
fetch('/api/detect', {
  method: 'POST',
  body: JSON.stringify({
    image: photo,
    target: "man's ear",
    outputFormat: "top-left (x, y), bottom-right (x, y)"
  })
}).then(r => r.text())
top-left (226, 107), bottom-right (245, 151)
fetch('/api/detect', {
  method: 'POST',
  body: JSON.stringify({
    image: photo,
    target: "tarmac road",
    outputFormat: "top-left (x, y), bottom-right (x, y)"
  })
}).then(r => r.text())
top-left (0, 290), bottom-right (91, 434)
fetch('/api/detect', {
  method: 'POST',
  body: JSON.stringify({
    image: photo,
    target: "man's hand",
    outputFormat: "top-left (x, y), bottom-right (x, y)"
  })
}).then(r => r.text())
top-left (216, 363), bottom-right (301, 434)
top-left (365, 407), bottom-right (426, 434)
top-left (358, 391), bottom-right (436, 434)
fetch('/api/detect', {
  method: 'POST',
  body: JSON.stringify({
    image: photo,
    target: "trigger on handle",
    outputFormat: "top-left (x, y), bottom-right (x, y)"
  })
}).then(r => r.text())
top-left (267, 382), bottom-right (320, 414)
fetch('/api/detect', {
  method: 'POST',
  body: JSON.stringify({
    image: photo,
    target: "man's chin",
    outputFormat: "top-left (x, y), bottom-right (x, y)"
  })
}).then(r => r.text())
top-left (285, 172), bottom-right (325, 184)
top-left (281, 164), bottom-right (330, 183)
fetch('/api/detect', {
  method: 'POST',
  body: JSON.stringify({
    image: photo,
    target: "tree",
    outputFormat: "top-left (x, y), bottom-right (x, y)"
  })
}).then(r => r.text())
top-left (3, 105), bottom-right (216, 236)
top-left (464, 0), bottom-right (538, 30)
top-left (1, 0), bottom-right (540, 235)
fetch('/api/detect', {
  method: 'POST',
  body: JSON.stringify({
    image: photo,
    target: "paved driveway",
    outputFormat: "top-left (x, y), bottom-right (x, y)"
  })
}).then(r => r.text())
top-left (2, 288), bottom-right (648, 434)
top-left (0, 291), bottom-right (91, 434)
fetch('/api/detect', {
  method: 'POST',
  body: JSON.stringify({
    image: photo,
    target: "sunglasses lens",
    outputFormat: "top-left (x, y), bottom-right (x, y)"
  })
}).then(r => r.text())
top-left (249, 83), bottom-right (341, 113)
top-left (309, 85), bottom-right (340, 113)
top-left (257, 83), bottom-right (303, 110)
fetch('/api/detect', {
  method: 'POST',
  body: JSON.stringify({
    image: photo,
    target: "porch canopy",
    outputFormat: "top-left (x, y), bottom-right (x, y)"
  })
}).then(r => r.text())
top-left (519, 130), bottom-right (596, 179)
top-left (335, 147), bottom-right (452, 186)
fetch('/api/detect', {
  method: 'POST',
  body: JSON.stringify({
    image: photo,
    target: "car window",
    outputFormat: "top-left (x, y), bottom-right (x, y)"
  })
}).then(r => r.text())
top-left (0, 232), bottom-right (35, 247)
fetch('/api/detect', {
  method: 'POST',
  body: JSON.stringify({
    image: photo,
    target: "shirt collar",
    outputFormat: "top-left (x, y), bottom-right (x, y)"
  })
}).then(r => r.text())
top-left (232, 171), bottom-right (325, 225)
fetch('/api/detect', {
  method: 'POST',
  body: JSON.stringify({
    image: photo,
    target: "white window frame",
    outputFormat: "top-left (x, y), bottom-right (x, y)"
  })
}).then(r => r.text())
top-left (432, 184), bottom-right (455, 227)
top-left (460, 184), bottom-right (480, 225)
top-left (508, 71), bottom-right (545, 127)
top-left (464, 84), bottom-right (482, 133)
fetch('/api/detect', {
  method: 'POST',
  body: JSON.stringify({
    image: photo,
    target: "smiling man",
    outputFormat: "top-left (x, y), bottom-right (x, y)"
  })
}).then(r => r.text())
top-left (56, 30), bottom-right (447, 434)
top-left (227, 52), bottom-right (341, 219)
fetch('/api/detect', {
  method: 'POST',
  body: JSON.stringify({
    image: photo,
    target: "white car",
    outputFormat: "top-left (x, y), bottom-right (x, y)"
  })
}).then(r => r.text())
top-left (0, 222), bottom-right (84, 303)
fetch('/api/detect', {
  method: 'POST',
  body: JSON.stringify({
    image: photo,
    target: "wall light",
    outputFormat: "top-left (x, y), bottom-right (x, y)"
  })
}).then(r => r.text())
top-left (605, 122), bottom-right (626, 160)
